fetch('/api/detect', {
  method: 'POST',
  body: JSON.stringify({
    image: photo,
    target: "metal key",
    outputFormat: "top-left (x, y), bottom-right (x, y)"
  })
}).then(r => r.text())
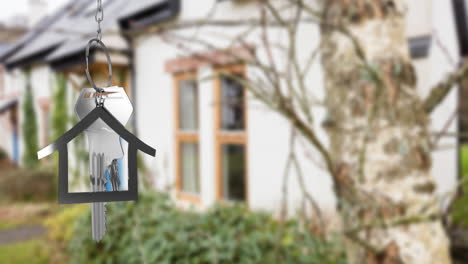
top-left (87, 131), bottom-right (123, 241)
top-left (75, 87), bottom-right (133, 241)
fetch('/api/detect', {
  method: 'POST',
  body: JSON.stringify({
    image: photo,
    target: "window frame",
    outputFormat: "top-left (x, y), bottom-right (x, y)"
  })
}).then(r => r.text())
top-left (214, 64), bottom-right (249, 202)
top-left (174, 71), bottom-right (201, 203)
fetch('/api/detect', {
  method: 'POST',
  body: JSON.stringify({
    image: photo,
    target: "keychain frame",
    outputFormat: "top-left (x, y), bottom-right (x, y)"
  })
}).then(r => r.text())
top-left (38, 106), bottom-right (155, 203)
top-left (37, 38), bottom-right (156, 204)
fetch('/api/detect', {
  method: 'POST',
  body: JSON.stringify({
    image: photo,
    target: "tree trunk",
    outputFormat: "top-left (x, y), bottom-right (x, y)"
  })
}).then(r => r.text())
top-left (320, 1), bottom-right (452, 263)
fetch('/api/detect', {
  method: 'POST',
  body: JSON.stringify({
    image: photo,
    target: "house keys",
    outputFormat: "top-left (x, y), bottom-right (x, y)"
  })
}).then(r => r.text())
top-left (36, 2), bottom-right (156, 242)
top-left (75, 87), bottom-right (133, 241)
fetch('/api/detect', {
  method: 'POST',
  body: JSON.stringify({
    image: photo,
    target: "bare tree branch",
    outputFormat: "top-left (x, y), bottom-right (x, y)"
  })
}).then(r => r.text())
top-left (424, 63), bottom-right (468, 114)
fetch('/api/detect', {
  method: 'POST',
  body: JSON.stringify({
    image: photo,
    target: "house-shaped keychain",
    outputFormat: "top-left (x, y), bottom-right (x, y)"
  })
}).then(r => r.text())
top-left (36, 37), bottom-right (156, 241)
top-left (37, 38), bottom-right (156, 204)
top-left (37, 87), bottom-right (156, 204)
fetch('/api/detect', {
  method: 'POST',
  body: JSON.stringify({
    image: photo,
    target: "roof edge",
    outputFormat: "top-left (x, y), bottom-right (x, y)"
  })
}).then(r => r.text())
top-left (118, 0), bottom-right (180, 33)
top-left (38, 106), bottom-right (155, 159)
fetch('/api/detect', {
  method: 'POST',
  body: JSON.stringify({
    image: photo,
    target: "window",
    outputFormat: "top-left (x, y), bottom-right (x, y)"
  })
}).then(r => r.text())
top-left (453, 0), bottom-right (468, 56)
top-left (214, 65), bottom-right (248, 202)
top-left (0, 66), bottom-right (4, 96)
top-left (221, 144), bottom-right (246, 201)
top-left (220, 74), bottom-right (245, 130)
top-left (174, 72), bottom-right (200, 202)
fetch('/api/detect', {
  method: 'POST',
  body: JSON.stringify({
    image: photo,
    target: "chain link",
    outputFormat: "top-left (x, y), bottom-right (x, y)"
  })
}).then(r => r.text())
top-left (95, 0), bottom-right (104, 40)
top-left (93, 0), bottom-right (104, 100)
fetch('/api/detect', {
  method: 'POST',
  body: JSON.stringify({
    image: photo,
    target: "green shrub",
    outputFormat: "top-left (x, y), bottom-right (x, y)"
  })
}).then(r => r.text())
top-left (67, 192), bottom-right (345, 264)
top-left (44, 205), bottom-right (88, 264)
top-left (22, 69), bottom-right (39, 169)
top-left (0, 148), bottom-right (7, 160)
top-left (0, 166), bottom-right (56, 201)
top-left (45, 205), bottom-right (88, 244)
top-left (451, 145), bottom-right (468, 227)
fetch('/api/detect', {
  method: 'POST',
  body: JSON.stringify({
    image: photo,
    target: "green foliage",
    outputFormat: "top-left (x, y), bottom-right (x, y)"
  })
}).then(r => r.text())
top-left (460, 145), bottom-right (468, 179)
top-left (45, 205), bottom-right (88, 244)
top-left (0, 221), bottom-right (19, 231)
top-left (70, 85), bottom-right (89, 188)
top-left (0, 239), bottom-right (49, 264)
top-left (44, 205), bottom-right (88, 264)
top-left (66, 192), bottom-right (346, 264)
top-left (0, 147), bottom-right (7, 160)
top-left (22, 69), bottom-right (39, 168)
top-left (49, 72), bottom-right (69, 190)
top-left (0, 166), bottom-right (56, 201)
top-left (70, 133), bottom-right (89, 187)
top-left (451, 145), bottom-right (468, 227)
top-left (51, 73), bottom-right (68, 142)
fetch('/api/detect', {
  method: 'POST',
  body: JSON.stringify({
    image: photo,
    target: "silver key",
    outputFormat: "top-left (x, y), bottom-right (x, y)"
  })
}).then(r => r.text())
top-left (75, 87), bottom-right (133, 241)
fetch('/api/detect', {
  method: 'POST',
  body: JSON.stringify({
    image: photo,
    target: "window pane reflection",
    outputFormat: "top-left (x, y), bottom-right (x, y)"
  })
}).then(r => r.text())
top-left (179, 79), bottom-right (198, 130)
top-left (222, 144), bottom-right (246, 201)
top-left (220, 76), bottom-right (244, 130)
top-left (181, 142), bottom-right (200, 194)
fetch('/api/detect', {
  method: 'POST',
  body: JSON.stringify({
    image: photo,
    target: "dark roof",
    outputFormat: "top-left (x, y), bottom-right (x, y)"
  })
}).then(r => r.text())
top-left (118, 0), bottom-right (180, 31)
top-left (0, 44), bottom-right (13, 58)
top-left (1, 0), bottom-right (76, 68)
top-left (0, 97), bottom-right (18, 114)
top-left (118, 0), bottom-right (166, 20)
top-left (3, 0), bottom-right (180, 70)
top-left (38, 106), bottom-right (155, 159)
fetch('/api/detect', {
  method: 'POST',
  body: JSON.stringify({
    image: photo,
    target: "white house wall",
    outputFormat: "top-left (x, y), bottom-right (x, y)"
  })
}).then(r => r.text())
top-left (427, 0), bottom-right (459, 206)
top-left (13, 69), bottom-right (26, 165)
top-left (133, 0), bottom-right (333, 216)
top-left (404, 1), bottom-right (459, 207)
top-left (30, 65), bottom-right (52, 149)
top-left (406, 0), bottom-right (432, 37)
top-left (0, 70), bottom-right (23, 160)
top-left (198, 66), bottom-right (217, 206)
top-left (1, 65), bottom-right (53, 165)
top-left (134, 35), bottom-right (178, 192)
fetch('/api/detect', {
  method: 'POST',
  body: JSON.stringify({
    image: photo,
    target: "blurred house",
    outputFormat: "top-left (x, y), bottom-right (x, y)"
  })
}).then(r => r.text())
top-left (0, 23), bottom-right (27, 163)
top-left (0, 0), bottom-right (130, 166)
top-left (0, 0), bottom-right (463, 216)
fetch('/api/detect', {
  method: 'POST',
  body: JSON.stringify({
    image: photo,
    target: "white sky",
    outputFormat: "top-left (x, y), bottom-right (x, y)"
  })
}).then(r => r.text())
top-left (0, 0), bottom-right (68, 23)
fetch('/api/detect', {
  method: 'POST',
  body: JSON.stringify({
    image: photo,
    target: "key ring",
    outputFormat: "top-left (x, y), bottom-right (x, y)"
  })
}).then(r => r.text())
top-left (85, 38), bottom-right (113, 107)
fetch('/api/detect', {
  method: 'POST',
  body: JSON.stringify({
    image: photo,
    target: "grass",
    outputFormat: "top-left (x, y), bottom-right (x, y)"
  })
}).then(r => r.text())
top-left (0, 239), bottom-right (49, 264)
top-left (451, 145), bottom-right (468, 227)
top-left (0, 221), bottom-right (20, 231)
top-left (0, 203), bottom-right (58, 263)
top-left (462, 145), bottom-right (468, 177)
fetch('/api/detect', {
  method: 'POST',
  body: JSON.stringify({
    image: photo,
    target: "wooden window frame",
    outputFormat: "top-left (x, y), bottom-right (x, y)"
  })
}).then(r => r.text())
top-left (174, 71), bottom-right (201, 204)
top-left (214, 64), bottom-right (249, 202)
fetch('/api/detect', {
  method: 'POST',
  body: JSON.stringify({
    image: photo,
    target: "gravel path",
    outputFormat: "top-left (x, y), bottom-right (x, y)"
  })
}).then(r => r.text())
top-left (0, 225), bottom-right (46, 246)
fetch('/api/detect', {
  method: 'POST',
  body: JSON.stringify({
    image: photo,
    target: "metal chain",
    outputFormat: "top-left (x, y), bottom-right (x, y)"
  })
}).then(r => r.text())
top-left (95, 0), bottom-right (104, 41)
top-left (93, 0), bottom-right (104, 101)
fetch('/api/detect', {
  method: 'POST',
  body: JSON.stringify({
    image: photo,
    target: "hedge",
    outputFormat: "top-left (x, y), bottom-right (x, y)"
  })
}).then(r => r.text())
top-left (57, 192), bottom-right (346, 264)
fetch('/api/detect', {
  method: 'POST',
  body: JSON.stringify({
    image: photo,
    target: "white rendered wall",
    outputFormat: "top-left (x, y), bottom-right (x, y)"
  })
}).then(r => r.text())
top-left (0, 65), bottom-right (53, 165)
top-left (428, 0), bottom-right (459, 206)
top-left (0, 70), bottom-right (23, 160)
top-left (30, 65), bottom-right (52, 148)
top-left (406, 0), bottom-right (459, 208)
top-left (134, 35), bottom-right (177, 193)
top-left (132, 0), bottom-right (334, 216)
top-left (13, 69), bottom-right (26, 165)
